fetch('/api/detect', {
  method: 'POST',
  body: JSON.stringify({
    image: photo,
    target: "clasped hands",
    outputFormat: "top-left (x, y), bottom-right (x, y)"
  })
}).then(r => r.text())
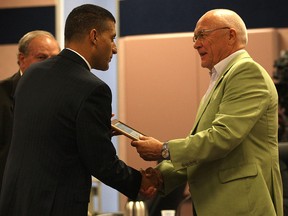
top-left (131, 136), bottom-right (165, 198)
top-left (111, 127), bottom-right (165, 198)
top-left (139, 167), bottom-right (163, 199)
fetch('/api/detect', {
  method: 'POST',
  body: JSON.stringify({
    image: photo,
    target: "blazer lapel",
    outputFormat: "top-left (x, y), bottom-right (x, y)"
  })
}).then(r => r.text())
top-left (190, 51), bottom-right (251, 135)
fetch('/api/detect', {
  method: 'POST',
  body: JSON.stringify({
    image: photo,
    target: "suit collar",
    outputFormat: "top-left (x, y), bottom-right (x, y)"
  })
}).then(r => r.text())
top-left (221, 51), bottom-right (251, 78)
top-left (209, 51), bottom-right (251, 100)
top-left (65, 48), bottom-right (91, 70)
top-left (214, 50), bottom-right (246, 77)
top-left (10, 71), bottom-right (21, 98)
top-left (58, 49), bottom-right (90, 71)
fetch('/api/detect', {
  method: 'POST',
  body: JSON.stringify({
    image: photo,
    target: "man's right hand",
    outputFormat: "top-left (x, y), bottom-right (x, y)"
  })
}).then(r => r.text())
top-left (139, 167), bottom-right (163, 199)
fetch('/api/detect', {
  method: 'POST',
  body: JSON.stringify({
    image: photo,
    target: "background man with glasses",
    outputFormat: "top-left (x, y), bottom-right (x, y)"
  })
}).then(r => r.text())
top-left (131, 9), bottom-right (283, 216)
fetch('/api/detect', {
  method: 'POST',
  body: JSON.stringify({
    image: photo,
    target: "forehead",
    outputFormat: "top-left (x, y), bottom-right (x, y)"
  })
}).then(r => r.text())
top-left (103, 20), bottom-right (116, 34)
top-left (28, 36), bottom-right (57, 54)
top-left (29, 36), bottom-right (49, 46)
top-left (194, 13), bottom-right (217, 32)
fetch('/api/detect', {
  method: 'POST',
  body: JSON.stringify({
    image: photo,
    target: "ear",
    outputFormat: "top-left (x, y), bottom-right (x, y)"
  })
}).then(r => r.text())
top-left (228, 28), bottom-right (237, 45)
top-left (89, 29), bottom-right (98, 44)
top-left (17, 52), bottom-right (25, 65)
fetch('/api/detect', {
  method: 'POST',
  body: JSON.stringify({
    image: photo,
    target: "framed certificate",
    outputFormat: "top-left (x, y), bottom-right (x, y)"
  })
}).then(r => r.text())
top-left (111, 119), bottom-right (144, 140)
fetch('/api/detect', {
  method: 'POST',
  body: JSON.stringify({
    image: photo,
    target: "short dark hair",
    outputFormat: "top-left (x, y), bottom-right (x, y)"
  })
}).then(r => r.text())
top-left (64, 4), bottom-right (115, 42)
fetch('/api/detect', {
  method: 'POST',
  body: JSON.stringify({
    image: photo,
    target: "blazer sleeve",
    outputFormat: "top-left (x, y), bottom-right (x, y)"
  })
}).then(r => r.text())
top-left (76, 81), bottom-right (141, 200)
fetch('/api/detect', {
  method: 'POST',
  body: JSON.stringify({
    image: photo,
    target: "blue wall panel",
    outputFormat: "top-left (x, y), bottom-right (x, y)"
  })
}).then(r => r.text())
top-left (119, 0), bottom-right (288, 36)
top-left (0, 6), bottom-right (55, 44)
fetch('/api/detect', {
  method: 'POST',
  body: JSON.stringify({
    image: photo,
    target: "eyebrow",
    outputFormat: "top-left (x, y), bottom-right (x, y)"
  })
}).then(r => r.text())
top-left (193, 27), bottom-right (230, 42)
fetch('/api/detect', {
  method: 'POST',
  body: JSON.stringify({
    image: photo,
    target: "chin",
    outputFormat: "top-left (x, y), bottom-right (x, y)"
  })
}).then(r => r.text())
top-left (101, 62), bottom-right (110, 71)
top-left (201, 63), bottom-right (206, 68)
top-left (95, 65), bottom-right (109, 71)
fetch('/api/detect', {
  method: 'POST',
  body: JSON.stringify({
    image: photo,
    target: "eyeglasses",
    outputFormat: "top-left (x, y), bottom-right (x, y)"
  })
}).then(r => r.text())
top-left (193, 27), bottom-right (230, 42)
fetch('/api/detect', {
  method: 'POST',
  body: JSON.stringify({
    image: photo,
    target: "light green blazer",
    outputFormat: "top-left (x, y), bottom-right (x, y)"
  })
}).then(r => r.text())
top-left (157, 51), bottom-right (283, 216)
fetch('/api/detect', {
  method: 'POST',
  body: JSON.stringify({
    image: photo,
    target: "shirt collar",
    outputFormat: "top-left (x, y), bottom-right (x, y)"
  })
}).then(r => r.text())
top-left (66, 48), bottom-right (92, 71)
top-left (213, 49), bottom-right (245, 77)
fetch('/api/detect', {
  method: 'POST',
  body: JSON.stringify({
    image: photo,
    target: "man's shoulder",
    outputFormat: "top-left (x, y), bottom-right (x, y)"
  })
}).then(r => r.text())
top-left (0, 72), bottom-right (20, 84)
top-left (0, 72), bottom-right (20, 94)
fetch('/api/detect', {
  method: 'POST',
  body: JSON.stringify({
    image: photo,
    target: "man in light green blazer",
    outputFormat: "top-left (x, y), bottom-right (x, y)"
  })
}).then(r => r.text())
top-left (131, 9), bottom-right (283, 216)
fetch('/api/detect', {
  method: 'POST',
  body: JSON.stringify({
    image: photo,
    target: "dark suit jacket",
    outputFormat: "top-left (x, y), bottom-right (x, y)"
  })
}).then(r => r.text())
top-left (0, 72), bottom-right (21, 193)
top-left (0, 49), bottom-right (141, 216)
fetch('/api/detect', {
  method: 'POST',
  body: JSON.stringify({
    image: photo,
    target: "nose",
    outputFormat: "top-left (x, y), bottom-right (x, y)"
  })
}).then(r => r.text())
top-left (112, 44), bottom-right (117, 54)
top-left (193, 39), bottom-right (201, 50)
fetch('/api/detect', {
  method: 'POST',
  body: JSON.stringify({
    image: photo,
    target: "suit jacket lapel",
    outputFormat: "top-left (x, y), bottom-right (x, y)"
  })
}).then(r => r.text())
top-left (10, 72), bottom-right (21, 99)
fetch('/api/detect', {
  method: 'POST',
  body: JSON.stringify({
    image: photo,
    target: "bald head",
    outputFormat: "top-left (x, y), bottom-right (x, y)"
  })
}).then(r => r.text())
top-left (198, 9), bottom-right (248, 46)
top-left (193, 9), bottom-right (248, 70)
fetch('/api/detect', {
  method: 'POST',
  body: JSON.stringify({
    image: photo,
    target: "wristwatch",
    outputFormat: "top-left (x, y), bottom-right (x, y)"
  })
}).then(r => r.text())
top-left (161, 142), bottom-right (170, 159)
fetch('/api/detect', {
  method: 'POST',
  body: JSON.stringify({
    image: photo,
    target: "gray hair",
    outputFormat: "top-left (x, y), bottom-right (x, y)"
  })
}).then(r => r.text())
top-left (18, 30), bottom-right (56, 56)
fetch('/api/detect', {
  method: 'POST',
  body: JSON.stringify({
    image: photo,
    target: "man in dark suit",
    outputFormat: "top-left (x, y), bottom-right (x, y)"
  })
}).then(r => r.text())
top-left (0, 30), bottom-right (60, 193)
top-left (0, 4), bottom-right (154, 216)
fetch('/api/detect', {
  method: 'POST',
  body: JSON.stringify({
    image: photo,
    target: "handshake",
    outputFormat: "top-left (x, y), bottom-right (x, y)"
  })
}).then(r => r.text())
top-left (111, 126), bottom-right (167, 198)
top-left (139, 167), bottom-right (163, 199)
top-left (130, 136), bottom-right (167, 198)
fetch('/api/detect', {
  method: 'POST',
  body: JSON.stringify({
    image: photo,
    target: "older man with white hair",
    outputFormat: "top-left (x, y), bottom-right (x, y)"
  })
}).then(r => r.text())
top-left (132, 9), bottom-right (283, 216)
